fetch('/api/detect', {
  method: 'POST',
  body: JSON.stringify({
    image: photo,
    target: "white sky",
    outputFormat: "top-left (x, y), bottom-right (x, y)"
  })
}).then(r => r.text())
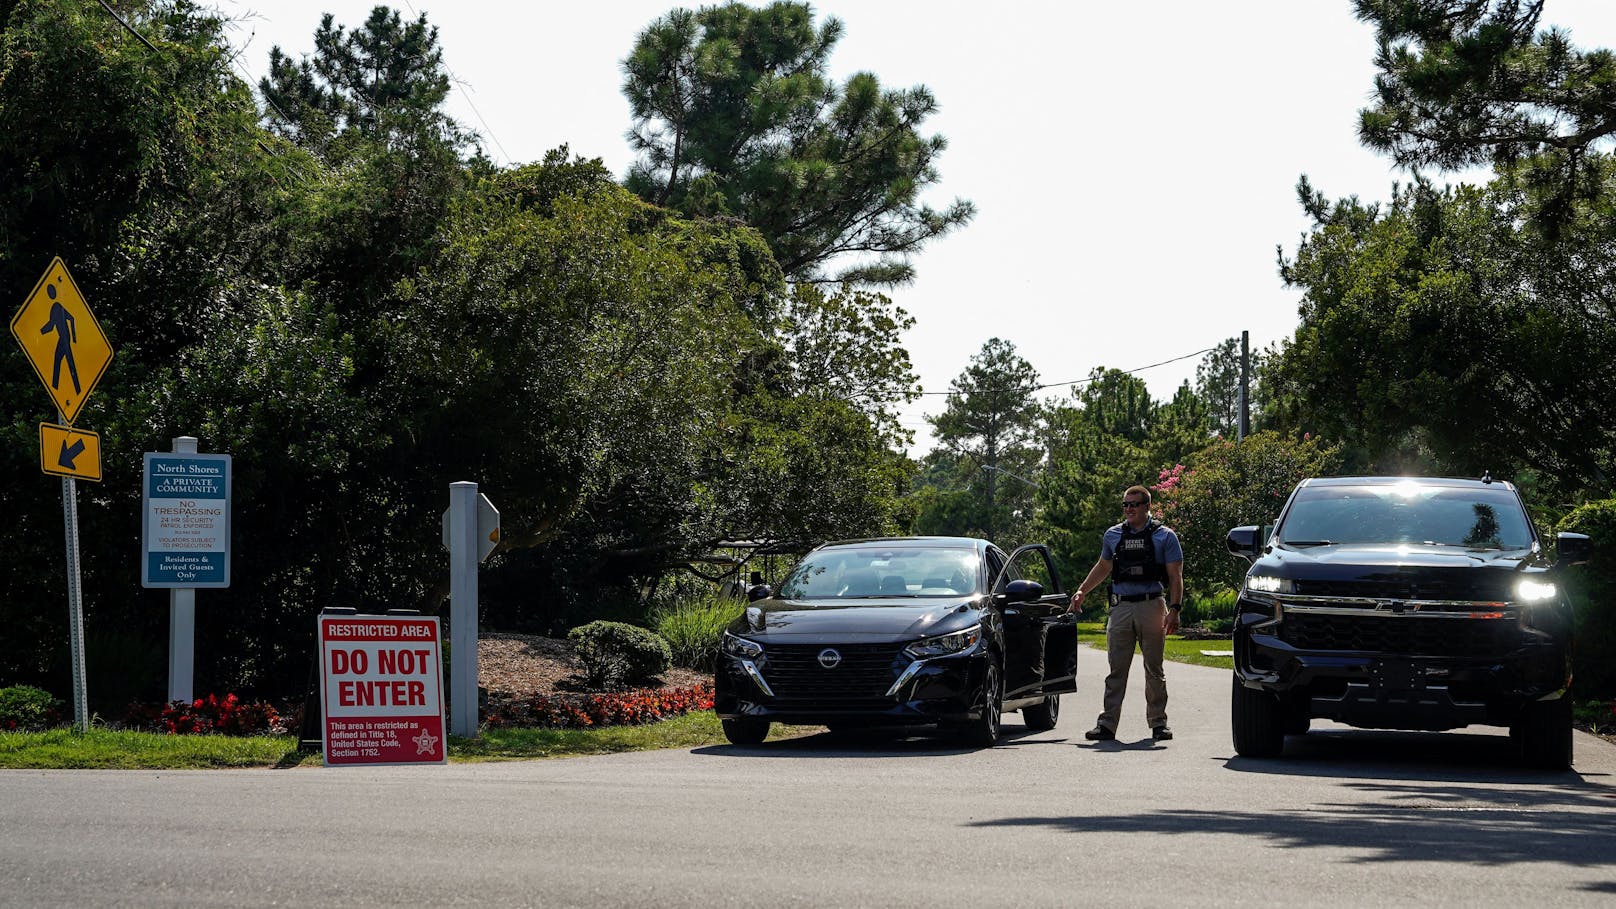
top-left (216, 0), bottom-right (1616, 453)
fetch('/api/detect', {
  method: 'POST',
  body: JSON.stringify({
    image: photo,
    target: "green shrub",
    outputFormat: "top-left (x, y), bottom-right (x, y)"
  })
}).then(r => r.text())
top-left (0, 685), bottom-right (61, 731)
top-left (1182, 588), bottom-right (1238, 627)
top-left (653, 592), bottom-right (745, 671)
top-left (567, 621), bottom-right (672, 690)
top-left (1558, 499), bottom-right (1616, 700)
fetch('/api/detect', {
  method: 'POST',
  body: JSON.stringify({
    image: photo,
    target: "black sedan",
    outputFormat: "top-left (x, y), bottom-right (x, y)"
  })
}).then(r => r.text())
top-left (714, 536), bottom-right (1077, 746)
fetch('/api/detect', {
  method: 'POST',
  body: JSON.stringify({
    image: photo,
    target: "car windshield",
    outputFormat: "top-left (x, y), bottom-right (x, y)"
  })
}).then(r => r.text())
top-left (776, 546), bottom-right (981, 599)
top-left (1276, 483), bottom-right (1536, 550)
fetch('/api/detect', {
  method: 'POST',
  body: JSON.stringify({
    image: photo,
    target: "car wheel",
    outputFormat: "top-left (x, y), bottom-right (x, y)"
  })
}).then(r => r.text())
top-left (1230, 674), bottom-right (1284, 758)
top-left (721, 718), bottom-right (769, 746)
top-left (1515, 696), bottom-right (1573, 770)
top-left (957, 657), bottom-right (1002, 748)
top-left (1022, 694), bottom-right (1060, 731)
top-left (1024, 646), bottom-right (1075, 731)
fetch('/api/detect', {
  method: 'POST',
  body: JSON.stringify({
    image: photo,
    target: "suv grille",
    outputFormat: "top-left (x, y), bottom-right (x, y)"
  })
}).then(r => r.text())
top-left (1293, 578), bottom-right (1506, 602)
top-left (1279, 611), bottom-right (1520, 658)
top-left (759, 643), bottom-right (907, 706)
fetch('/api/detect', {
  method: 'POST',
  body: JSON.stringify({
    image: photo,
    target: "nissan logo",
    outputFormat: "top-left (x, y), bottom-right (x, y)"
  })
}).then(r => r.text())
top-left (817, 648), bottom-right (843, 669)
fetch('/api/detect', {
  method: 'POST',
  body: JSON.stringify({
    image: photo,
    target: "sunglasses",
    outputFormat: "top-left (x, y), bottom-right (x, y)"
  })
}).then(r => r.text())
top-left (1121, 500), bottom-right (1147, 508)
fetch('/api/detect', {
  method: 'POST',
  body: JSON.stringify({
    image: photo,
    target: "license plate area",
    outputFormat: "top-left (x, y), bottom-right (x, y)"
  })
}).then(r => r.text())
top-left (1370, 660), bottom-right (1421, 691)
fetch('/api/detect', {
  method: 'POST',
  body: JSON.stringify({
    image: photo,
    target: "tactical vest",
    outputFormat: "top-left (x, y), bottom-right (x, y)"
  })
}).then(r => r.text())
top-left (1113, 519), bottom-right (1166, 588)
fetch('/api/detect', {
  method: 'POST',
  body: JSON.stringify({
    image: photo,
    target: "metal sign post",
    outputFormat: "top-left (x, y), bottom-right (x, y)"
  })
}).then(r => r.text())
top-left (60, 435), bottom-right (89, 732)
top-left (444, 482), bottom-right (499, 738)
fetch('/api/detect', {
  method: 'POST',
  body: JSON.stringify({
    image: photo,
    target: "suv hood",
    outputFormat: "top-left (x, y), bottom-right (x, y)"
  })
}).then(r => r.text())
top-left (1252, 543), bottom-right (1546, 598)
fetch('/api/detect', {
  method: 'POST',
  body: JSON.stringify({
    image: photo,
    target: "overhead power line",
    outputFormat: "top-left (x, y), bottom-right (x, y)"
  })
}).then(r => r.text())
top-left (915, 344), bottom-right (1219, 396)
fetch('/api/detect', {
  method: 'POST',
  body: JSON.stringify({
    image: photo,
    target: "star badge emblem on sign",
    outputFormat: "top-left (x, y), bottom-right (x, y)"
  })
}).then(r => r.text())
top-left (412, 729), bottom-right (439, 756)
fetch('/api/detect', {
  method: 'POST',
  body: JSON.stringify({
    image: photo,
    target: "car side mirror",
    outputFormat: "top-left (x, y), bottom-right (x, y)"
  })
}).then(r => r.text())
top-left (1556, 532), bottom-right (1592, 567)
top-left (998, 578), bottom-right (1044, 604)
top-left (1227, 526), bottom-right (1261, 562)
top-left (746, 583), bottom-right (773, 602)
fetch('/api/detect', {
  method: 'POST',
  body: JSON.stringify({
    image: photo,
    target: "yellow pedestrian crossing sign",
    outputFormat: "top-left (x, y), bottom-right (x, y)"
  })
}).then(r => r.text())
top-left (10, 257), bottom-right (113, 425)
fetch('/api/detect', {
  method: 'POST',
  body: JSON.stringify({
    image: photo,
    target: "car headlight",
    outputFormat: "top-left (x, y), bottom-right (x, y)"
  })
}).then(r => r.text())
top-left (904, 625), bottom-right (981, 659)
top-left (721, 631), bottom-right (763, 659)
top-left (1515, 579), bottom-right (1558, 603)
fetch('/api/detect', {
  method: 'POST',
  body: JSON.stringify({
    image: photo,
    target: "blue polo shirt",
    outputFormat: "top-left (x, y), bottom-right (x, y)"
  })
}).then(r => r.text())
top-left (1101, 521), bottom-right (1184, 598)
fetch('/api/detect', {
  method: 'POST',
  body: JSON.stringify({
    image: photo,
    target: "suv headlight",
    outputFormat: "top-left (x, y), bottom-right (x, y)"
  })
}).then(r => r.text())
top-left (904, 625), bottom-right (981, 659)
top-left (1515, 579), bottom-right (1558, 603)
top-left (1243, 574), bottom-right (1293, 603)
top-left (721, 631), bottom-right (763, 659)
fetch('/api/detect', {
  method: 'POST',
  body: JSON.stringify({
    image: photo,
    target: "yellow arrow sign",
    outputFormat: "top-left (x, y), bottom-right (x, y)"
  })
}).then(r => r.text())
top-left (10, 258), bottom-right (113, 425)
top-left (40, 423), bottom-right (102, 482)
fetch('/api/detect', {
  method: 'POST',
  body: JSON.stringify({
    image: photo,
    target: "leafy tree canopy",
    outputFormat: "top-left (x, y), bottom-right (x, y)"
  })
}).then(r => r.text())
top-left (921, 339), bottom-right (1042, 543)
top-left (1355, 0), bottom-right (1616, 230)
top-left (622, 0), bottom-right (974, 285)
top-left (1271, 173), bottom-right (1616, 497)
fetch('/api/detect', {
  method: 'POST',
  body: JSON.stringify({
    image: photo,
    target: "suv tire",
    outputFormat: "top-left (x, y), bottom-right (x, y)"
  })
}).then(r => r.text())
top-left (1515, 696), bottom-right (1573, 770)
top-left (1231, 675), bottom-right (1284, 758)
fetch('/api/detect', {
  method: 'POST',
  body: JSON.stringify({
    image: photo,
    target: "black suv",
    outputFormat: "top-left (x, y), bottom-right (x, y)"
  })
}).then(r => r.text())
top-left (1226, 476), bottom-right (1591, 768)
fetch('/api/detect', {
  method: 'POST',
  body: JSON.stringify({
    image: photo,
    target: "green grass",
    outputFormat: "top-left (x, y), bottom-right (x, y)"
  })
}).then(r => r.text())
top-left (0, 727), bottom-right (307, 769)
top-left (1077, 621), bottom-right (1235, 670)
top-left (0, 712), bottom-right (823, 769)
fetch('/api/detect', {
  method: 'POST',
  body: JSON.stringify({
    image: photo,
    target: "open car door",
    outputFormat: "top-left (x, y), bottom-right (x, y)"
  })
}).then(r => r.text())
top-left (993, 543), bottom-right (1079, 699)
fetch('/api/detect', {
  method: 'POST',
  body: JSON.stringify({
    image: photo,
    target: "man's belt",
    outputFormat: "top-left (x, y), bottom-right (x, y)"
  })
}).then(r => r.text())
top-left (1114, 592), bottom-right (1163, 603)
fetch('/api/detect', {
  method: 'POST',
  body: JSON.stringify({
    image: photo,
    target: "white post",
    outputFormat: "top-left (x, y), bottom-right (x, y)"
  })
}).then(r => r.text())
top-left (168, 435), bottom-right (198, 704)
top-left (448, 481), bottom-right (480, 737)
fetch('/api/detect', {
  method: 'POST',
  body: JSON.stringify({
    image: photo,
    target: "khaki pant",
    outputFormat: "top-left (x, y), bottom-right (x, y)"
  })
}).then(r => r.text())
top-left (1096, 598), bottom-right (1168, 732)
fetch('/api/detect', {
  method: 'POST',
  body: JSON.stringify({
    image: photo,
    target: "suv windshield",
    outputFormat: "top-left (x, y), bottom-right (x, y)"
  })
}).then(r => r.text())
top-left (777, 547), bottom-right (981, 599)
top-left (1276, 483), bottom-right (1535, 550)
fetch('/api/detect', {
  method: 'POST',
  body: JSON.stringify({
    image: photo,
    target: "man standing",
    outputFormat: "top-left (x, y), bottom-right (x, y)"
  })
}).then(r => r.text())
top-left (1066, 485), bottom-right (1184, 742)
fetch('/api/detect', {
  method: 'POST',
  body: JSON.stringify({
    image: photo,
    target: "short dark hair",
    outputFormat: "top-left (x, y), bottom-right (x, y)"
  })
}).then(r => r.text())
top-left (1125, 485), bottom-right (1151, 503)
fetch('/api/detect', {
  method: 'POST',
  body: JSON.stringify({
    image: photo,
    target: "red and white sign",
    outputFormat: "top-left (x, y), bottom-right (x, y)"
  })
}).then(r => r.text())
top-left (318, 614), bottom-right (446, 767)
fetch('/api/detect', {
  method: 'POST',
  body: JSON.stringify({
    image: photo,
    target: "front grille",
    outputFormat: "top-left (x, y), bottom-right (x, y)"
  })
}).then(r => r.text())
top-left (758, 643), bottom-right (907, 705)
top-left (1293, 578), bottom-right (1505, 601)
top-left (1279, 611), bottom-right (1519, 658)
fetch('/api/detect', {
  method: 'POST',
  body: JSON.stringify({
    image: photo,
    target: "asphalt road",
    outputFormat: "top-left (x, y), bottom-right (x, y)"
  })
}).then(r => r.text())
top-left (4, 646), bottom-right (1614, 908)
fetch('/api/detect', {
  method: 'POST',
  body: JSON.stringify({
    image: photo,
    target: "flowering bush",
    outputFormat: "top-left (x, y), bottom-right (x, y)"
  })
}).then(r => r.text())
top-left (483, 682), bottom-right (715, 730)
top-left (123, 693), bottom-right (287, 736)
top-left (0, 685), bottom-right (62, 731)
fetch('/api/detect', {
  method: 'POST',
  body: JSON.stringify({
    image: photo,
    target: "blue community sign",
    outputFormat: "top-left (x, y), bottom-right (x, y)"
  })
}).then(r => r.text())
top-left (142, 452), bottom-right (232, 588)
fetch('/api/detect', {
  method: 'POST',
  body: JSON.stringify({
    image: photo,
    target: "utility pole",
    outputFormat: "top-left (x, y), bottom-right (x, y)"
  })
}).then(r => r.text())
top-left (1238, 330), bottom-right (1250, 442)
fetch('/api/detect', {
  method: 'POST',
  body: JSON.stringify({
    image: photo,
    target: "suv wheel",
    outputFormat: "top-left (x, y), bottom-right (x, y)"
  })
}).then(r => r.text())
top-left (957, 658), bottom-right (1002, 748)
top-left (1515, 696), bottom-right (1573, 770)
top-left (721, 718), bottom-right (769, 746)
top-left (1231, 674), bottom-right (1284, 758)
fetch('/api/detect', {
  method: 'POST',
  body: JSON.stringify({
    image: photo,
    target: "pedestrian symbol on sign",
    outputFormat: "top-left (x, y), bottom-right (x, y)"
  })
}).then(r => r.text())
top-left (41, 284), bottom-right (81, 395)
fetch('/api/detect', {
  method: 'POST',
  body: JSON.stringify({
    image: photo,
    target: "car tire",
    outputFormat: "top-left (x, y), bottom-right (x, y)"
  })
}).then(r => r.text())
top-left (957, 658), bottom-right (1002, 748)
top-left (721, 718), bottom-right (769, 746)
top-left (1023, 694), bottom-right (1060, 731)
top-left (1023, 648), bottom-right (1072, 731)
top-left (1230, 674), bottom-right (1284, 758)
top-left (1515, 696), bottom-right (1573, 770)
